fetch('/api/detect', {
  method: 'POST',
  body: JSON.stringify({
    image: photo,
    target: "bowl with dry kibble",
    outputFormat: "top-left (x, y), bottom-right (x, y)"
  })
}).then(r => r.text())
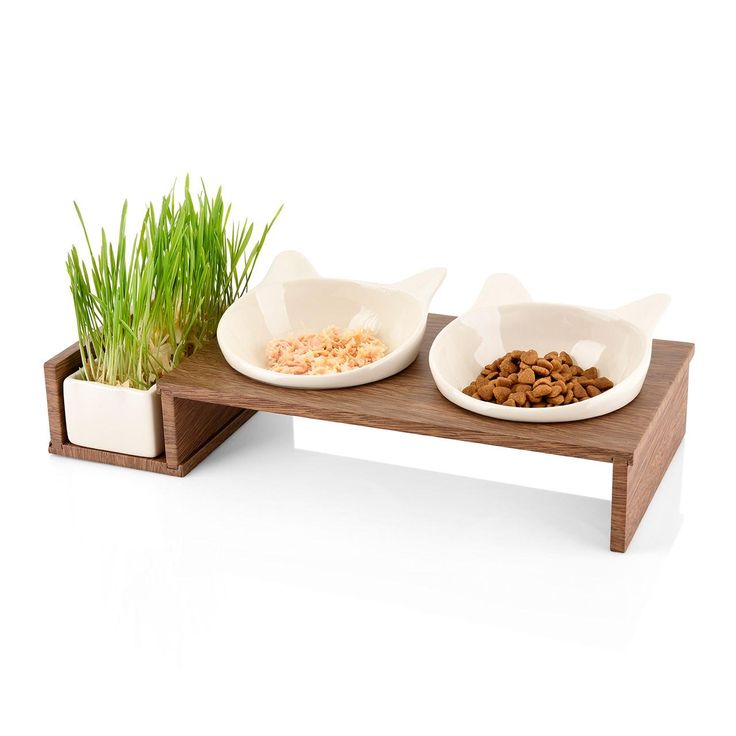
top-left (218, 251), bottom-right (446, 388)
top-left (428, 274), bottom-right (669, 422)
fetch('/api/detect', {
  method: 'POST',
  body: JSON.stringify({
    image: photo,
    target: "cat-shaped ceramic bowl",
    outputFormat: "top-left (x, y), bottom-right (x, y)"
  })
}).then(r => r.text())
top-left (217, 251), bottom-right (446, 388)
top-left (428, 274), bottom-right (669, 422)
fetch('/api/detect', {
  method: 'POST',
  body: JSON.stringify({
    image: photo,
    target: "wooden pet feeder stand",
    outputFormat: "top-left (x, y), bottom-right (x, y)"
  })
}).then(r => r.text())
top-left (45, 314), bottom-right (694, 552)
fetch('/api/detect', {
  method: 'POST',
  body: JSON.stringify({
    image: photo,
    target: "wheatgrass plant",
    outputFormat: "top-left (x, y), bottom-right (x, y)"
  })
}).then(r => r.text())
top-left (67, 178), bottom-right (281, 389)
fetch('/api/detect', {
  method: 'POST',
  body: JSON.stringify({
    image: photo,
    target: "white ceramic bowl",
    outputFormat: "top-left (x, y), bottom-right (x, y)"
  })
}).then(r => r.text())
top-left (429, 274), bottom-right (670, 423)
top-left (217, 251), bottom-right (446, 388)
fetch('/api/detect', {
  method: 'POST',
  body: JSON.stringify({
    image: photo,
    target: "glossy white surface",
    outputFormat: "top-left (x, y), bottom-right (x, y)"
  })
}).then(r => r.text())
top-left (63, 371), bottom-right (164, 457)
top-left (429, 275), bottom-right (669, 422)
top-left (217, 251), bottom-right (446, 388)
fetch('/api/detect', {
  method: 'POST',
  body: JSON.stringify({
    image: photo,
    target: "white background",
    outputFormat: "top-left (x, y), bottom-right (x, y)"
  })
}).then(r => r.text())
top-left (1, 1), bottom-right (734, 733)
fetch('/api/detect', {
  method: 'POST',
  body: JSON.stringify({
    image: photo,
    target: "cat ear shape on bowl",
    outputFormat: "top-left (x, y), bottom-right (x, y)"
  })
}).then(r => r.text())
top-left (259, 250), bottom-right (320, 286)
top-left (470, 273), bottom-right (532, 310)
top-left (391, 268), bottom-right (447, 308)
top-left (612, 294), bottom-right (670, 337)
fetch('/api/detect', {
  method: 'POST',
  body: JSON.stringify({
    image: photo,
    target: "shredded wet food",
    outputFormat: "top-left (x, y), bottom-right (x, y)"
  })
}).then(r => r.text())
top-left (462, 349), bottom-right (614, 407)
top-left (266, 326), bottom-right (388, 375)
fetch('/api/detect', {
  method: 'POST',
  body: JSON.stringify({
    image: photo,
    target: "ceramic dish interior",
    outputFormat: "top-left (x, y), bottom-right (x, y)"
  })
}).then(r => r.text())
top-left (217, 251), bottom-right (446, 388)
top-left (429, 274), bottom-right (670, 422)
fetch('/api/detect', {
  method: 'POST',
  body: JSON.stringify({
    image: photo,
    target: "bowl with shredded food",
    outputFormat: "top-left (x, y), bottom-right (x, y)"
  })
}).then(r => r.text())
top-left (217, 251), bottom-right (446, 388)
top-left (428, 273), bottom-right (670, 422)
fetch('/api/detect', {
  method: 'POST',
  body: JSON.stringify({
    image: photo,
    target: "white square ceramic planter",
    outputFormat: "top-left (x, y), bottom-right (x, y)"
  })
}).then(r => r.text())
top-left (63, 370), bottom-right (164, 457)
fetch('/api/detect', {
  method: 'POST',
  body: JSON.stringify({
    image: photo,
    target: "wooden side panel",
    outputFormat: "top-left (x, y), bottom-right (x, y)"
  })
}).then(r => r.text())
top-left (161, 391), bottom-right (251, 469)
top-left (44, 342), bottom-right (82, 450)
top-left (178, 409), bottom-right (256, 476)
top-left (610, 361), bottom-right (690, 552)
top-left (611, 459), bottom-right (631, 553)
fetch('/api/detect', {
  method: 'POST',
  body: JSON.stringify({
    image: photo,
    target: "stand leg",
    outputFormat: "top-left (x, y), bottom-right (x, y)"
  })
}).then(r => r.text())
top-left (610, 365), bottom-right (689, 552)
top-left (161, 391), bottom-right (256, 473)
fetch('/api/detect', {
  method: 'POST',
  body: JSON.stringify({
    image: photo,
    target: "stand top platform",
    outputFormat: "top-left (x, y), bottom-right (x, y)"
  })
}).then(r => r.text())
top-left (158, 314), bottom-right (694, 464)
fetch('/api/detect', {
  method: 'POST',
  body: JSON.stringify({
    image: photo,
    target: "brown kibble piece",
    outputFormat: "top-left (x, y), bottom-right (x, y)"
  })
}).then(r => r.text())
top-left (564, 388), bottom-right (574, 404)
top-left (496, 376), bottom-right (514, 388)
top-left (500, 359), bottom-right (516, 376)
top-left (532, 384), bottom-right (553, 398)
top-left (536, 358), bottom-right (554, 371)
top-left (586, 384), bottom-right (602, 397)
top-left (595, 377), bottom-right (614, 391)
top-left (518, 367), bottom-right (536, 384)
top-left (493, 386), bottom-right (512, 403)
top-left (577, 377), bottom-right (598, 387)
top-left (548, 385), bottom-right (563, 398)
top-left (572, 382), bottom-right (587, 399)
top-left (547, 394), bottom-right (565, 406)
top-left (511, 391), bottom-right (527, 406)
top-left (544, 351), bottom-right (559, 361)
top-left (477, 384), bottom-right (494, 401)
top-left (582, 366), bottom-right (598, 379)
top-left (532, 365), bottom-right (550, 376)
top-left (507, 372), bottom-right (519, 384)
top-left (559, 351), bottom-right (573, 365)
top-left (509, 350), bottom-right (523, 359)
top-left (533, 376), bottom-right (552, 387)
top-left (521, 349), bottom-right (538, 365)
top-left (502, 397), bottom-right (516, 407)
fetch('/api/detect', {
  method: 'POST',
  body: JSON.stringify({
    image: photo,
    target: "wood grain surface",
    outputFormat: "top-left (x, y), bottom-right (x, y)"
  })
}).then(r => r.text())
top-left (49, 440), bottom-right (181, 476)
top-left (158, 314), bottom-right (694, 464)
top-left (44, 343), bottom-right (255, 476)
top-left (161, 393), bottom-right (254, 469)
top-left (47, 406), bottom-right (253, 477)
top-left (611, 357), bottom-right (690, 551)
top-left (44, 342), bottom-right (84, 448)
